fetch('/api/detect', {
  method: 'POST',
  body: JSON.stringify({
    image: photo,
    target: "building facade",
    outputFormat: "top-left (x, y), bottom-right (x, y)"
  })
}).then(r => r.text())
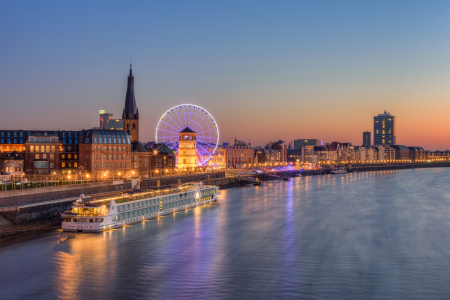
top-left (271, 140), bottom-right (287, 163)
top-left (0, 130), bottom-right (80, 175)
top-left (24, 135), bottom-right (61, 174)
top-left (99, 110), bottom-right (123, 130)
top-left (78, 129), bottom-right (132, 176)
top-left (225, 143), bottom-right (254, 168)
top-left (374, 110), bottom-right (396, 145)
top-left (391, 145), bottom-right (409, 161)
top-left (208, 145), bottom-right (226, 168)
top-left (177, 127), bottom-right (197, 170)
top-left (363, 131), bottom-right (371, 146)
top-left (1, 151), bottom-right (24, 179)
top-left (149, 143), bottom-right (176, 175)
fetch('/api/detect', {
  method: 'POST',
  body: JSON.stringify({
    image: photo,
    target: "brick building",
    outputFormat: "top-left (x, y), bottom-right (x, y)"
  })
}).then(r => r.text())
top-left (225, 141), bottom-right (254, 168)
top-left (148, 143), bottom-right (176, 175)
top-left (0, 130), bottom-right (80, 174)
top-left (271, 140), bottom-right (287, 163)
top-left (78, 129), bottom-right (132, 176)
top-left (24, 134), bottom-right (61, 174)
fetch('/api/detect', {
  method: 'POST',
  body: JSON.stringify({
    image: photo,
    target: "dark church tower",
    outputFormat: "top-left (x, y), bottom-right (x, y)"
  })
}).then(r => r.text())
top-left (123, 64), bottom-right (139, 142)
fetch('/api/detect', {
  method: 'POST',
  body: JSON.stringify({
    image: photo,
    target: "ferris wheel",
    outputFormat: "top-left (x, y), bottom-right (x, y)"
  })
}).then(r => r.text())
top-left (155, 104), bottom-right (219, 166)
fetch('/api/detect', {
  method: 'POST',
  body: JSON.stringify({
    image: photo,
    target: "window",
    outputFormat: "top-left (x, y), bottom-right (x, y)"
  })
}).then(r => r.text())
top-left (183, 159), bottom-right (186, 163)
top-left (62, 154), bottom-right (65, 159)
top-left (50, 162), bottom-right (54, 168)
top-left (46, 146), bottom-right (50, 152)
top-left (74, 162), bottom-right (78, 168)
top-left (50, 154), bottom-right (54, 160)
top-left (104, 163), bottom-right (107, 168)
top-left (40, 146), bottom-right (45, 152)
top-left (35, 154), bottom-right (39, 159)
top-left (51, 146), bottom-right (55, 152)
top-left (62, 162), bottom-right (65, 167)
top-left (30, 146), bottom-right (34, 152)
top-left (34, 161), bottom-right (49, 168)
top-left (68, 154), bottom-right (72, 159)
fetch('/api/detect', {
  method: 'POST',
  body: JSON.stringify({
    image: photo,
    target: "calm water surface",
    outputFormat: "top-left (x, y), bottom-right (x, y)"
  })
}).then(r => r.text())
top-left (2, 168), bottom-right (450, 299)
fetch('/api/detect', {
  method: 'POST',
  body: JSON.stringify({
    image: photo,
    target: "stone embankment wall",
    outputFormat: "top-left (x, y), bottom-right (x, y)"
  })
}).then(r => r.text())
top-left (0, 181), bottom-right (132, 207)
top-left (0, 173), bottom-right (226, 234)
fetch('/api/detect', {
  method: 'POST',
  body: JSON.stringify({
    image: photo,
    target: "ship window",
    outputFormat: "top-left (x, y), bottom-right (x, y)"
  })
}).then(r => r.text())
top-left (90, 219), bottom-right (93, 223)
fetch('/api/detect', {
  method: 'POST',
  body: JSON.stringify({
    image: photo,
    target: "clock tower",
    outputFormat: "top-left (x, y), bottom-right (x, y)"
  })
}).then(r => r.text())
top-left (122, 64), bottom-right (139, 142)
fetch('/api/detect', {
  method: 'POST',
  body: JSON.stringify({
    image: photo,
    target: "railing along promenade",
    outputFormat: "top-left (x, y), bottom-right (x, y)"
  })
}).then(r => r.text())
top-left (0, 171), bottom-right (223, 192)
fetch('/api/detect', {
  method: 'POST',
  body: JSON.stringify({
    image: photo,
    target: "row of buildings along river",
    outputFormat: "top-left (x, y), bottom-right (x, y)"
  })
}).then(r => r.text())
top-left (1, 66), bottom-right (449, 182)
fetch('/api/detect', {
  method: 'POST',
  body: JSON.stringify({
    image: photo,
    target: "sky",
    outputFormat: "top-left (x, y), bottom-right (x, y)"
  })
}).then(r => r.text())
top-left (1, 1), bottom-right (450, 150)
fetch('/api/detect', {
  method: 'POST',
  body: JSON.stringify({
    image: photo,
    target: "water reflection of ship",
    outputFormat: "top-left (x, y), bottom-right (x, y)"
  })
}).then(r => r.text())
top-left (52, 232), bottom-right (75, 253)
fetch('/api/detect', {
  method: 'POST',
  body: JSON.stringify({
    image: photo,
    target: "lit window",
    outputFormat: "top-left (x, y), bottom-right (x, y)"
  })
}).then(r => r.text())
top-left (35, 154), bottom-right (39, 159)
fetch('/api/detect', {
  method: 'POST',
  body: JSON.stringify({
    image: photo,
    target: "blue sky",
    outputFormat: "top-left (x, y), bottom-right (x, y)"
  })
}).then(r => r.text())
top-left (1, 1), bottom-right (450, 149)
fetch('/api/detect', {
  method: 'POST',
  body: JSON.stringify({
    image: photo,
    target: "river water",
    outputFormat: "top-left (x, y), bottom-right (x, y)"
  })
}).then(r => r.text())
top-left (2, 168), bottom-right (450, 299)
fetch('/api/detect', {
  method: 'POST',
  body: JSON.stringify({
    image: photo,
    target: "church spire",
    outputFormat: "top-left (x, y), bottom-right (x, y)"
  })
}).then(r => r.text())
top-left (123, 64), bottom-right (139, 119)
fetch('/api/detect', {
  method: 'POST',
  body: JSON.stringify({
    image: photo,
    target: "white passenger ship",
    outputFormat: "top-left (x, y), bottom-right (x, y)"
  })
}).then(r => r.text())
top-left (61, 182), bottom-right (220, 232)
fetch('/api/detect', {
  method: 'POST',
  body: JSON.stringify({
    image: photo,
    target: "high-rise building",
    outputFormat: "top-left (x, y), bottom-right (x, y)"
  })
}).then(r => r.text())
top-left (374, 110), bottom-right (396, 145)
top-left (122, 64), bottom-right (139, 142)
top-left (99, 110), bottom-right (123, 130)
top-left (363, 131), bottom-right (371, 146)
top-left (293, 139), bottom-right (322, 149)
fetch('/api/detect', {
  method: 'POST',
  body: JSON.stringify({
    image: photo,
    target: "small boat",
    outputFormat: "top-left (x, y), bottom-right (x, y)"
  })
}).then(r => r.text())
top-left (294, 173), bottom-right (301, 177)
top-left (282, 177), bottom-right (290, 181)
top-left (330, 167), bottom-right (347, 174)
top-left (253, 181), bottom-right (262, 186)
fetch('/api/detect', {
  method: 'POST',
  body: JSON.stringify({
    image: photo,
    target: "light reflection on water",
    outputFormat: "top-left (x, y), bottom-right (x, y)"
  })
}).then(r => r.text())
top-left (2, 168), bottom-right (450, 299)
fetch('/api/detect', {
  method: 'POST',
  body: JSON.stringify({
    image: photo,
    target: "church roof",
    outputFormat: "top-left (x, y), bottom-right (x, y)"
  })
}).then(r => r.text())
top-left (123, 65), bottom-right (139, 119)
top-left (180, 127), bottom-right (196, 133)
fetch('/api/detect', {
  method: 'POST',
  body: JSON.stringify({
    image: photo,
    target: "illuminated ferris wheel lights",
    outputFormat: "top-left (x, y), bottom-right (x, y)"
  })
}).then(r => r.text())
top-left (155, 104), bottom-right (219, 166)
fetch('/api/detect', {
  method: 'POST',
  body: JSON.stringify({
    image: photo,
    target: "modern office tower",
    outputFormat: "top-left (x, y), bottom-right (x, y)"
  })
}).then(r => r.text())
top-left (374, 110), bottom-right (396, 145)
top-left (363, 131), bottom-right (371, 146)
top-left (99, 110), bottom-right (123, 130)
top-left (293, 139), bottom-right (322, 149)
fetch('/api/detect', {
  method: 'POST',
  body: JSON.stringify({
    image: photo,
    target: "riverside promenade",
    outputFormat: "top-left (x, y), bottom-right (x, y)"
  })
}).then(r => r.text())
top-left (0, 173), bottom-right (225, 236)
